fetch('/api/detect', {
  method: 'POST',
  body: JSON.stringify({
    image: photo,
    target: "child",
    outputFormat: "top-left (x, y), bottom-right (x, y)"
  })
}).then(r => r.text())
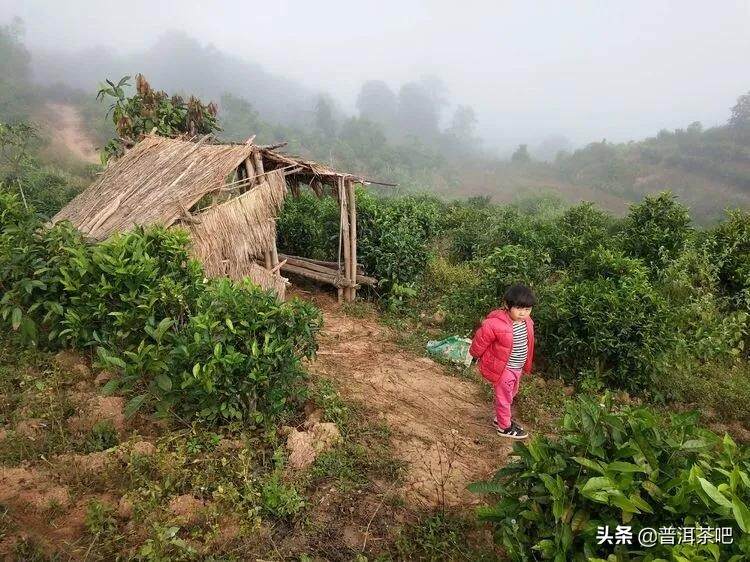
top-left (469, 284), bottom-right (536, 439)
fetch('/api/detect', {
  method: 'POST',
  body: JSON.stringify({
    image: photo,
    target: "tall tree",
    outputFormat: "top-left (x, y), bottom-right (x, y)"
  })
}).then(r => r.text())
top-left (356, 80), bottom-right (398, 128)
top-left (0, 18), bottom-right (33, 122)
top-left (729, 91), bottom-right (750, 130)
top-left (511, 144), bottom-right (531, 163)
top-left (314, 95), bottom-right (337, 138)
top-left (446, 105), bottom-right (478, 145)
top-left (397, 81), bottom-right (441, 142)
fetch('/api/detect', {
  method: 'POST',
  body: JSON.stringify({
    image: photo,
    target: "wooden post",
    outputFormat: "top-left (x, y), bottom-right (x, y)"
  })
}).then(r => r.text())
top-left (339, 176), bottom-right (352, 302)
top-left (346, 179), bottom-right (357, 302)
top-left (252, 149), bottom-right (265, 185)
top-left (271, 234), bottom-right (280, 276)
top-left (243, 158), bottom-right (255, 190)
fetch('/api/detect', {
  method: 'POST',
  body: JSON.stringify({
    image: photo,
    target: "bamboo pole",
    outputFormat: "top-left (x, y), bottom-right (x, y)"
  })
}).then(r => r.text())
top-left (346, 179), bottom-right (357, 301)
top-left (271, 233), bottom-right (280, 275)
top-left (278, 254), bottom-right (364, 274)
top-left (339, 176), bottom-right (352, 301)
top-left (243, 157), bottom-right (256, 190)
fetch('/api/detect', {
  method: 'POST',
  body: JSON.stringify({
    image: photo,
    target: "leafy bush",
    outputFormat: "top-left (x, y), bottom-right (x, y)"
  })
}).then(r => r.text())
top-left (0, 190), bottom-right (321, 424)
top-left (471, 395), bottom-right (750, 561)
top-left (621, 192), bottom-right (693, 271)
top-left (707, 209), bottom-right (750, 314)
top-left (276, 190), bottom-right (339, 260)
top-left (277, 189), bottom-right (445, 291)
top-left (444, 245), bottom-right (550, 333)
top-left (536, 248), bottom-right (673, 393)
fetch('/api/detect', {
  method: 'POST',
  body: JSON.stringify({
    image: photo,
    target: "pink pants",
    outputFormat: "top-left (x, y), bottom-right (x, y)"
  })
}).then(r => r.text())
top-left (494, 367), bottom-right (522, 430)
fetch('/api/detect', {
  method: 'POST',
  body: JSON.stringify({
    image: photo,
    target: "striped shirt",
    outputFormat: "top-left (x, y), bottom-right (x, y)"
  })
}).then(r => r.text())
top-left (506, 321), bottom-right (528, 369)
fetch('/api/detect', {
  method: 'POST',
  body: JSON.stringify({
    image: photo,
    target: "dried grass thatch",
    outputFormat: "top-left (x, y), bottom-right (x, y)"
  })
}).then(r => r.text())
top-left (186, 170), bottom-right (287, 276)
top-left (52, 134), bottom-right (256, 240)
top-left (230, 262), bottom-right (288, 300)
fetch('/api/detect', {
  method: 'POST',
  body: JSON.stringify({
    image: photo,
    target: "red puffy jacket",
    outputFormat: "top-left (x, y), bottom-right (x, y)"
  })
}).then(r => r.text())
top-left (469, 309), bottom-right (534, 383)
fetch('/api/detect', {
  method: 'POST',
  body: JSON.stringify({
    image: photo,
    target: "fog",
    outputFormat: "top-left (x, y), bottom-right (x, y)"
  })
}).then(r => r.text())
top-left (2, 0), bottom-right (749, 153)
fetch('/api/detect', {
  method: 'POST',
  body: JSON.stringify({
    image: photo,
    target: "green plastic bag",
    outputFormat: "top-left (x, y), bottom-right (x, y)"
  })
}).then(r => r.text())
top-left (426, 336), bottom-right (473, 366)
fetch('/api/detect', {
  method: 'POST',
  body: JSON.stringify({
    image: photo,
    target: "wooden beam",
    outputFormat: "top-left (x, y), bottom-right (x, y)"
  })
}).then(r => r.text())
top-left (278, 253), bottom-right (364, 275)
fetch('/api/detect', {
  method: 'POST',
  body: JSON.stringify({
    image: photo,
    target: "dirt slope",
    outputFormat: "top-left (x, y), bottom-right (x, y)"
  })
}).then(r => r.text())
top-left (305, 292), bottom-right (518, 509)
top-left (38, 102), bottom-right (100, 164)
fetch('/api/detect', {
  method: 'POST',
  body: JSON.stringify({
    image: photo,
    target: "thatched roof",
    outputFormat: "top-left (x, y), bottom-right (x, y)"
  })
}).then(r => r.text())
top-left (52, 134), bottom-right (257, 240)
top-left (188, 171), bottom-right (286, 277)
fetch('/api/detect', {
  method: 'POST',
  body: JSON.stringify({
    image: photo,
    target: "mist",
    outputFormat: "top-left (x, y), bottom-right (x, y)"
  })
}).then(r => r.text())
top-left (2, 0), bottom-right (749, 154)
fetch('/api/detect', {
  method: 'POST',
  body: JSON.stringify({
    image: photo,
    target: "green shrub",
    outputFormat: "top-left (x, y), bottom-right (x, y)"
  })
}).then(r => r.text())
top-left (621, 192), bottom-right (693, 271)
top-left (707, 209), bottom-right (750, 314)
top-left (546, 203), bottom-right (616, 268)
top-left (276, 190), bottom-right (339, 260)
top-left (0, 190), bottom-right (321, 424)
top-left (444, 245), bottom-right (550, 333)
top-left (536, 248), bottom-right (673, 393)
top-left (277, 189), bottom-right (444, 291)
top-left (471, 395), bottom-right (750, 561)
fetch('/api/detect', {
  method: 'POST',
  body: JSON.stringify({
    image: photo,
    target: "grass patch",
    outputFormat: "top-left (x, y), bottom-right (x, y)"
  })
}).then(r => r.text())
top-left (393, 512), bottom-right (497, 561)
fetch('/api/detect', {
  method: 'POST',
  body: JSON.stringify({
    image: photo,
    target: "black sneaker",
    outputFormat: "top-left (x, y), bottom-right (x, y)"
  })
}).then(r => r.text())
top-left (496, 422), bottom-right (528, 439)
top-left (493, 417), bottom-right (521, 429)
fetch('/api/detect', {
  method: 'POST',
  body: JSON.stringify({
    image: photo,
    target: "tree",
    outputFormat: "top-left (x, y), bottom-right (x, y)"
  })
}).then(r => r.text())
top-left (511, 144), bottom-right (531, 163)
top-left (0, 18), bottom-right (34, 122)
top-left (96, 74), bottom-right (220, 162)
top-left (446, 105), bottom-right (477, 144)
top-left (356, 80), bottom-right (398, 129)
top-left (397, 82), bottom-right (441, 142)
top-left (218, 93), bottom-right (265, 142)
top-left (314, 95), bottom-right (337, 138)
top-left (729, 91), bottom-right (750, 130)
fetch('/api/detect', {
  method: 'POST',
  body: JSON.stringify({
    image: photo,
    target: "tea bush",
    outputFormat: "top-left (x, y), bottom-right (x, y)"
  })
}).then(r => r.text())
top-left (444, 244), bottom-right (550, 333)
top-left (535, 248), bottom-right (673, 393)
top-left (278, 189), bottom-right (446, 290)
top-left (0, 190), bottom-right (321, 424)
top-left (620, 192), bottom-right (693, 272)
top-left (707, 209), bottom-right (750, 314)
top-left (471, 395), bottom-right (750, 561)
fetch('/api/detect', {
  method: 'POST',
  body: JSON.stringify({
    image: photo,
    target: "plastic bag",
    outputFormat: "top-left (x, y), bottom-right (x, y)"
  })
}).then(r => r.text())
top-left (426, 336), bottom-right (473, 366)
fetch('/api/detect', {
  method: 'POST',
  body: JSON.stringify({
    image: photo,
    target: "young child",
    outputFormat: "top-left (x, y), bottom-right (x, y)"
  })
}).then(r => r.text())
top-left (469, 284), bottom-right (536, 439)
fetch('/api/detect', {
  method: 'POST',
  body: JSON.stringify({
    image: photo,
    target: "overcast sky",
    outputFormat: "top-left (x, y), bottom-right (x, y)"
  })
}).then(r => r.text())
top-left (3, 0), bottom-right (749, 150)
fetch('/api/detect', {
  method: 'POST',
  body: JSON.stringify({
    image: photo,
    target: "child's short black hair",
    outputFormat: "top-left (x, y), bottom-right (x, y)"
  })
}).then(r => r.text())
top-left (503, 284), bottom-right (536, 308)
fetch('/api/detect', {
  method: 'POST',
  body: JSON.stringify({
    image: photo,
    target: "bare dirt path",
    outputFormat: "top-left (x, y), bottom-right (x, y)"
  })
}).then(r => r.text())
top-left (39, 102), bottom-right (100, 164)
top-left (304, 292), bottom-right (518, 509)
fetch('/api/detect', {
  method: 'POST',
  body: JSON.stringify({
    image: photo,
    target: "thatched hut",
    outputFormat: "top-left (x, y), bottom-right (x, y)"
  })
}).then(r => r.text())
top-left (52, 134), bottom-right (383, 301)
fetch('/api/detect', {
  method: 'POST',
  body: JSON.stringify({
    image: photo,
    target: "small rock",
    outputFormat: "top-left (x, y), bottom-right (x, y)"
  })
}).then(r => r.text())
top-left (117, 496), bottom-right (133, 520)
top-left (286, 429), bottom-right (316, 469)
top-left (286, 422), bottom-right (341, 470)
top-left (310, 422), bottom-right (341, 452)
